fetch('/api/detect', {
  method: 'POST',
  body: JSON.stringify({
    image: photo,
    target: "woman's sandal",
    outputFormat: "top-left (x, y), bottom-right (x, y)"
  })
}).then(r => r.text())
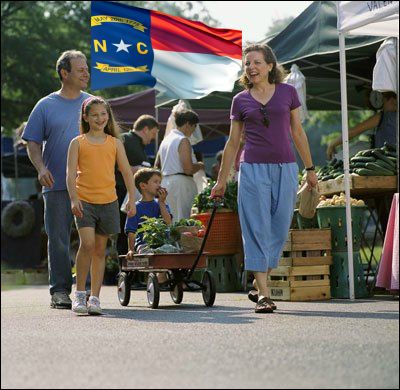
top-left (248, 291), bottom-right (277, 310)
top-left (255, 297), bottom-right (274, 313)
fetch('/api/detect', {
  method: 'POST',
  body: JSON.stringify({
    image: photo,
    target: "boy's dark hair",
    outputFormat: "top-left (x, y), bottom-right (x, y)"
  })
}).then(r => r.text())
top-left (174, 109), bottom-right (199, 127)
top-left (134, 168), bottom-right (162, 193)
top-left (134, 115), bottom-right (159, 131)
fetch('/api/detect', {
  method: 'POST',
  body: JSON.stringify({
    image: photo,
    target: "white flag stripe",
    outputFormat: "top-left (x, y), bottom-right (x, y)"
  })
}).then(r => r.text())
top-left (152, 50), bottom-right (242, 99)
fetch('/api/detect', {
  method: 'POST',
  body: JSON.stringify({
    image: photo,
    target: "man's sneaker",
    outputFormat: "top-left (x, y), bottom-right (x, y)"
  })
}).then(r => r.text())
top-left (87, 296), bottom-right (102, 315)
top-left (72, 291), bottom-right (88, 314)
top-left (50, 292), bottom-right (72, 309)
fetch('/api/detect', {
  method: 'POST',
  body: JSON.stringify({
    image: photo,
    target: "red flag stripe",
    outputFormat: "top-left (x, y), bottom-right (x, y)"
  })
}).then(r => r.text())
top-left (150, 10), bottom-right (242, 60)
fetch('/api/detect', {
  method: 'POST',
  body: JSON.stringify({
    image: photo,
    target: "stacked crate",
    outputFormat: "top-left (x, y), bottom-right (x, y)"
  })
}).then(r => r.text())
top-left (267, 229), bottom-right (332, 301)
top-left (316, 206), bottom-right (369, 298)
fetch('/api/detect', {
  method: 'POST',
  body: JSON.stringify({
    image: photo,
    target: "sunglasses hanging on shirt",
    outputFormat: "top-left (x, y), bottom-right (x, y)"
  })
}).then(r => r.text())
top-left (259, 105), bottom-right (270, 128)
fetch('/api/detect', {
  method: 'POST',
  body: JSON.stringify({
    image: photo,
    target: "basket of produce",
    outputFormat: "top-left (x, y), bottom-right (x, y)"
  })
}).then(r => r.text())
top-left (316, 194), bottom-right (366, 251)
top-left (172, 219), bottom-right (203, 236)
top-left (191, 180), bottom-right (242, 255)
top-left (169, 219), bottom-right (204, 243)
top-left (179, 231), bottom-right (204, 252)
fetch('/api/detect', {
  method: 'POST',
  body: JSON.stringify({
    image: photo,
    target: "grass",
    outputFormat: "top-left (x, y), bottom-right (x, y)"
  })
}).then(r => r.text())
top-left (360, 245), bottom-right (383, 266)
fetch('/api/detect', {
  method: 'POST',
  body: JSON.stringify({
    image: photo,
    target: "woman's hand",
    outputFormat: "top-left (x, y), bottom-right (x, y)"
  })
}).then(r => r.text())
top-left (126, 198), bottom-right (137, 218)
top-left (306, 170), bottom-right (318, 190)
top-left (210, 181), bottom-right (226, 199)
top-left (126, 249), bottom-right (135, 260)
top-left (71, 199), bottom-right (83, 218)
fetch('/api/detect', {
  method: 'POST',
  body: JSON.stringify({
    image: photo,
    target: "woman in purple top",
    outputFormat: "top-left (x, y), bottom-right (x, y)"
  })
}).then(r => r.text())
top-left (211, 44), bottom-right (318, 313)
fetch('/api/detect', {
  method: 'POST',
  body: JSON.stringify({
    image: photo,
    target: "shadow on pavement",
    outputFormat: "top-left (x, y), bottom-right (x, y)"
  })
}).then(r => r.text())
top-left (275, 309), bottom-right (399, 320)
top-left (102, 304), bottom-right (260, 324)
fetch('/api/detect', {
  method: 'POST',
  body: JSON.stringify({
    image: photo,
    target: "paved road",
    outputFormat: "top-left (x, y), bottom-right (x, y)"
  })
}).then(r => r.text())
top-left (1, 286), bottom-right (399, 389)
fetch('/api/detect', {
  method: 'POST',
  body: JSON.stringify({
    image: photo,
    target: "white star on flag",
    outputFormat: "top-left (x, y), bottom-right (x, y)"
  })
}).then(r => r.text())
top-left (112, 39), bottom-right (132, 53)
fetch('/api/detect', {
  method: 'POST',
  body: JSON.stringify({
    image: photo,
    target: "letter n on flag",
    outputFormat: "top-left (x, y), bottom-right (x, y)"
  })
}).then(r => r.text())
top-left (91, 1), bottom-right (242, 99)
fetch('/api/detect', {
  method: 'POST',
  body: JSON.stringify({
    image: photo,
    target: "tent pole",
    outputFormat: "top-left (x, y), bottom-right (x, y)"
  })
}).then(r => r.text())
top-left (339, 32), bottom-right (355, 300)
top-left (155, 105), bottom-right (159, 157)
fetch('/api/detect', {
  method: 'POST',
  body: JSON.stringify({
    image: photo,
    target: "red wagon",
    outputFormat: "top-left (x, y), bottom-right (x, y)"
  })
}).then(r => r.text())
top-left (117, 203), bottom-right (220, 309)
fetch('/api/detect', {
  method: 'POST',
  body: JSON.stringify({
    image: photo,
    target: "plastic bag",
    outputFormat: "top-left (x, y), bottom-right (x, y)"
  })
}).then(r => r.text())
top-left (372, 38), bottom-right (397, 93)
top-left (285, 64), bottom-right (309, 123)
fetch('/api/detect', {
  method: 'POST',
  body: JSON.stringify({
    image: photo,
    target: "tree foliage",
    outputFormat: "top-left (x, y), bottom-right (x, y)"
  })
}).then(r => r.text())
top-left (1, 1), bottom-right (218, 135)
top-left (264, 16), bottom-right (294, 39)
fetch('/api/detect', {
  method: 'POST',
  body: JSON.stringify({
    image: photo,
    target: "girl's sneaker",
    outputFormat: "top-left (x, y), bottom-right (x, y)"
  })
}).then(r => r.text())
top-left (87, 296), bottom-right (102, 315)
top-left (72, 291), bottom-right (88, 314)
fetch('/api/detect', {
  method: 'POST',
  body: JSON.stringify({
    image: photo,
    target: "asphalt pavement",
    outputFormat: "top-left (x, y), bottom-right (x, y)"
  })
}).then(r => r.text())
top-left (1, 285), bottom-right (399, 389)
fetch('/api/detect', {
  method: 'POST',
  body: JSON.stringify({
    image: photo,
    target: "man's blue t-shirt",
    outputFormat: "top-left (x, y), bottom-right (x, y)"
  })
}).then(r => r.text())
top-left (22, 91), bottom-right (91, 193)
top-left (125, 199), bottom-right (172, 250)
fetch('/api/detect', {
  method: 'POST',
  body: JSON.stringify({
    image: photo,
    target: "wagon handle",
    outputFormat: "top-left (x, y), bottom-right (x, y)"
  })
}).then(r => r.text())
top-left (187, 199), bottom-right (221, 279)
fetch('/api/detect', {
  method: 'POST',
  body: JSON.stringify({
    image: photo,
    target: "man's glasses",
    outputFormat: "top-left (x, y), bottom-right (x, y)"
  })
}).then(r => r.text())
top-left (260, 105), bottom-right (270, 127)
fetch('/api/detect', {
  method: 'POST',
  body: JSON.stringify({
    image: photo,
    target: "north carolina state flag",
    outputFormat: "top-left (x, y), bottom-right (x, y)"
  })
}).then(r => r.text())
top-left (91, 1), bottom-right (242, 99)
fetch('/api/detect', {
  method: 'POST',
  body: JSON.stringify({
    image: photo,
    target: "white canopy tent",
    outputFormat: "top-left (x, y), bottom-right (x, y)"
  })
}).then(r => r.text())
top-left (336, 1), bottom-right (399, 299)
top-left (373, 37), bottom-right (397, 92)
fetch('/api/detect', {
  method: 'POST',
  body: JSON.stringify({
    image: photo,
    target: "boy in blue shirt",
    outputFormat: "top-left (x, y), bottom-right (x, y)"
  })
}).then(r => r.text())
top-left (125, 168), bottom-right (172, 257)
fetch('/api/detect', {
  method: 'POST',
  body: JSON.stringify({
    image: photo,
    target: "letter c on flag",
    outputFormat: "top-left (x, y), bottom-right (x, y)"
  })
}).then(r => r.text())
top-left (137, 42), bottom-right (148, 55)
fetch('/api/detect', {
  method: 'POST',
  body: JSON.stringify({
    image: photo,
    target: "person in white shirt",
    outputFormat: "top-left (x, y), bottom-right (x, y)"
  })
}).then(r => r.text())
top-left (156, 110), bottom-right (204, 222)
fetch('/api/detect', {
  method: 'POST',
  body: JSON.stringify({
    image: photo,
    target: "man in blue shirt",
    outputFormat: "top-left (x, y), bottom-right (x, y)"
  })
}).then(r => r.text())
top-left (22, 50), bottom-right (91, 309)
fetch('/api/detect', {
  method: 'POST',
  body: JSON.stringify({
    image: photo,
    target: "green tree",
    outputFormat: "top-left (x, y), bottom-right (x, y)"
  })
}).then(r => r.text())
top-left (1, 1), bottom-right (218, 135)
top-left (301, 110), bottom-right (374, 166)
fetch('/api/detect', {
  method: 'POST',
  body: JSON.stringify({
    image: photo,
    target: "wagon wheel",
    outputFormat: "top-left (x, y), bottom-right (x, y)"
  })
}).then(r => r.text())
top-left (117, 272), bottom-right (131, 306)
top-left (170, 282), bottom-right (183, 304)
top-left (147, 273), bottom-right (160, 309)
top-left (202, 270), bottom-right (216, 307)
top-left (166, 271), bottom-right (183, 304)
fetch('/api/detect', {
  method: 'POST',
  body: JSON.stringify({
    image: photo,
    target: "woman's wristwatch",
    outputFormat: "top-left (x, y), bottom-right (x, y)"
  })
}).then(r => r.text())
top-left (305, 165), bottom-right (315, 171)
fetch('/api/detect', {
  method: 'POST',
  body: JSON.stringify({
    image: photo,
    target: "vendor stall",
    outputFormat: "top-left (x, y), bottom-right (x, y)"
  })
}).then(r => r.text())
top-left (318, 173), bottom-right (397, 291)
top-left (337, 0), bottom-right (399, 298)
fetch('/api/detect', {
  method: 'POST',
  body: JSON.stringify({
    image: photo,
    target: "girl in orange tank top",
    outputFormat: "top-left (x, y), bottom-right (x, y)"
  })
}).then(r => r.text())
top-left (66, 96), bottom-right (136, 315)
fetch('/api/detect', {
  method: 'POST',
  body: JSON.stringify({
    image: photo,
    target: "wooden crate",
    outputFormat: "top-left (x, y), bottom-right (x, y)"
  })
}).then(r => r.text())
top-left (268, 265), bottom-right (331, 301)
top-left (281, 228), bottom-right (332, 266)
top-left (268, 285), bottom-right (331, 301)
top-left (282, 228), bottom-right (332, 251)
top-left (268, 229), bottom-right (332, 301)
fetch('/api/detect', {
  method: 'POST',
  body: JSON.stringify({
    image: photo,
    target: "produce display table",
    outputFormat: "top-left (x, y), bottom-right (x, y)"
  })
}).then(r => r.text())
top-left (318, 175), bottom-right (398, 292)
top-left (318, 175), bottom-right (397, 198)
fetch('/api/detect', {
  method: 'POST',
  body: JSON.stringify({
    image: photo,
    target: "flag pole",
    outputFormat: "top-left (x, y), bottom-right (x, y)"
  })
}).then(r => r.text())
top-left (155, 105), bottom-right (159, 157)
